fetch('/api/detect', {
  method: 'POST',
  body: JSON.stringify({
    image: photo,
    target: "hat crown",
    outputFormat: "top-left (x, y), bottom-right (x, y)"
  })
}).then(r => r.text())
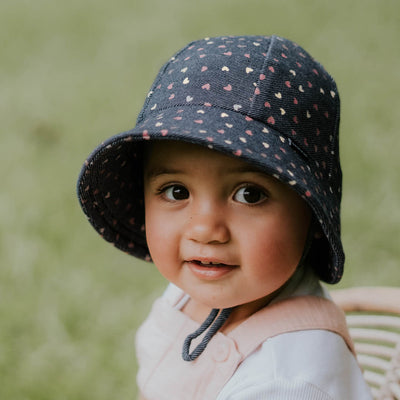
top-left (139, 35), bottom-right (341, 193)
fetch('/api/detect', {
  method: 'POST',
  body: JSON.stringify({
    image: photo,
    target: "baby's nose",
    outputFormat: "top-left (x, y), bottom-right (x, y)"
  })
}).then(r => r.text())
top-left (184, 213), bottom-right (230, 245)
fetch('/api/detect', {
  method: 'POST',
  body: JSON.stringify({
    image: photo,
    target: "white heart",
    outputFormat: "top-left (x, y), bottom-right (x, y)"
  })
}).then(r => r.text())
top-left (222, 66), bottom-right (230, 71)
top-left (183, 77), bottom-right (190, 85)
top-left (181, 67), bottom-right (188, 73)
top-left (246, 67), bottom-right (254, 74)
top-left (233, 104), bottom-right (242, 111)
top-left (186, 96), bottom-right (193, 102)
top-left (221, 112), bottom-right (229, 118)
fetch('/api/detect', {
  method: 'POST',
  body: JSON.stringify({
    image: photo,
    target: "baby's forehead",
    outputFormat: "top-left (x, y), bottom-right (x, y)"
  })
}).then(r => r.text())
top-left (143, 139), bottom-right (277, 180)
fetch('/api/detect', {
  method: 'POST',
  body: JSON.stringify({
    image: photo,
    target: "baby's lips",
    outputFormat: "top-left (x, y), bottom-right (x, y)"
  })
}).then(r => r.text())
top-left (186, 258), bottom-right (238, 268)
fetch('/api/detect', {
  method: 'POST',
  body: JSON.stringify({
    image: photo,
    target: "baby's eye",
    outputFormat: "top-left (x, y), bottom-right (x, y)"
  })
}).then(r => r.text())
top-left (163, 184), bottom-right (190, 201)
top-left (233, 185), bottom-right (267, 204)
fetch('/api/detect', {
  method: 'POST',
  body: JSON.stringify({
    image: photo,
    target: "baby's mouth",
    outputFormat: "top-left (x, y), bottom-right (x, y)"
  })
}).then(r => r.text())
top-left (189, 260), bottom-right (234, 268)
top-left (186, 259), bottom-right (238, 280)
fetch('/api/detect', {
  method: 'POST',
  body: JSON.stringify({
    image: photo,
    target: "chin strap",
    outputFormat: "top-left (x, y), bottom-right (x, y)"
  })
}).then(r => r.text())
top-left (182, 307), bottom-right (234, 361)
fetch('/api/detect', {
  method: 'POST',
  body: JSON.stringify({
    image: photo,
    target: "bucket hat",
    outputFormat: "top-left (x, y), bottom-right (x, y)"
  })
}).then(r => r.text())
top-left (77, 35), bottom-right (344, 284)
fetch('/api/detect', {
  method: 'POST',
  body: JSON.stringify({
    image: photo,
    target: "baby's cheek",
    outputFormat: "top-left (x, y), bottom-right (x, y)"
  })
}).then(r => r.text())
top-left (146, 220), bottom-right (178, 270)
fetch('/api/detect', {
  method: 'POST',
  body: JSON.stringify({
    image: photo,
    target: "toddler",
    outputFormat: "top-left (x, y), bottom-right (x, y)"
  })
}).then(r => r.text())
top-left (77, 35), bottom-right (372, 399)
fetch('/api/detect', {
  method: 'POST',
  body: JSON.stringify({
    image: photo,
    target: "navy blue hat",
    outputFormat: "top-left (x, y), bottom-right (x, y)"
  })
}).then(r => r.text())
top-left (77, 35), bottom-right (344, 284)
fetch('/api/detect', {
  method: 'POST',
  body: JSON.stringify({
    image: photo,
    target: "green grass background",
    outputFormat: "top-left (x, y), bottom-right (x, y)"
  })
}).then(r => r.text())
top-left (1, 0), bottom-right (399, 398)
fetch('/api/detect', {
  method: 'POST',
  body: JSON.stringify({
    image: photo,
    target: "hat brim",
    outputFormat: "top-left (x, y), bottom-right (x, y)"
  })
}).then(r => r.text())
top-left (77, 105), bottom-right (344, 283)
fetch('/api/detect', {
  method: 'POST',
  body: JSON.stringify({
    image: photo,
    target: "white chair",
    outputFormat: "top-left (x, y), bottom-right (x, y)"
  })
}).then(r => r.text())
top-left (331, 287), bottom-right (400, 399)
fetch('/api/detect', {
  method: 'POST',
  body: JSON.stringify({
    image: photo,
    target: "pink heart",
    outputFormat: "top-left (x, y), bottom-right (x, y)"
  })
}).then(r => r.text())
top-left (223, 51), bottom-right (232, 56)
top-left (268, 66), bottom-right (275, 73)
top-left (267, 116), bottom-right (275, 125)
top-left (169, 94), bottom-right (175, 100)
top-left (167, 83), bottom-right (174, 89)
top-left (142, 130), bottom-right (150, 140)
top-left (201, 66), bottom-right (208, 72)
top-left (259, 74), bottom-right (266, 80)
top-left (224, 84), bottom-right (232, 91)
top-left (161, 129), bottom-right (168, 136)
top-left (244, 53), bottom-right (250, 58)
top-left (202, 83), bottom-right (211, 90)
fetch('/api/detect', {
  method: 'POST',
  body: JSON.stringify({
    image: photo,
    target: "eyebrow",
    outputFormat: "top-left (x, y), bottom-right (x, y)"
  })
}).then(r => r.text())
top-left (144, 167), bottom-right (183, 180)
top-left (145, 165), bottom-right (269, 180)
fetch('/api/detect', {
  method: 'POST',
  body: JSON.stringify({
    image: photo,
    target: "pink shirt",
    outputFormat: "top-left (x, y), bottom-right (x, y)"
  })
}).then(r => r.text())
top-left (136, 282), bottom-right (371, 399)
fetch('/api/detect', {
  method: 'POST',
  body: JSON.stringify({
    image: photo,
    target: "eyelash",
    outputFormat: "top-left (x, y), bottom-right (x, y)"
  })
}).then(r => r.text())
top-left (157, 184), bottom-right (189, 201)
top-left (233, 184), bottom-right (269, 205)
top-left (156, 183), bottom-right (269, 205)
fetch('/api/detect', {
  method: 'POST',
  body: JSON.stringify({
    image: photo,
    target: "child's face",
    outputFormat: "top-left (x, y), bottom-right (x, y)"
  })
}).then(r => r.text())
top-left (144, 141), bottom-right (311, 311)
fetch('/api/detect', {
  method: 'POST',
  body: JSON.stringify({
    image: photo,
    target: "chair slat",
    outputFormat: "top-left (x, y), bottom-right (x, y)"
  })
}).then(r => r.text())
top-left (346, 315), bottom-right (400, 330)
top-left (358, 354), bottom-right (392, 372)
top-left (364, 369), bottom-right (385, 386)
top-left (331, 287), bottom-right (400, 314)
top-left (349, 328), bottom-right (400, 346)
top-left (355, 342), bottom-right (396, 358)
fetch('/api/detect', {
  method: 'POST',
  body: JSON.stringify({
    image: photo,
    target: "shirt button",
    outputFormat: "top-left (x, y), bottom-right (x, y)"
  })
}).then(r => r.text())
top-left (212, 342), bottom-right (230, 362)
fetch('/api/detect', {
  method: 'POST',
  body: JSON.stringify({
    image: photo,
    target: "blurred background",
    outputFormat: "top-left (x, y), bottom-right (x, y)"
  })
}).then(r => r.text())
top-left (1, 0), bottom-right (399, 398)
